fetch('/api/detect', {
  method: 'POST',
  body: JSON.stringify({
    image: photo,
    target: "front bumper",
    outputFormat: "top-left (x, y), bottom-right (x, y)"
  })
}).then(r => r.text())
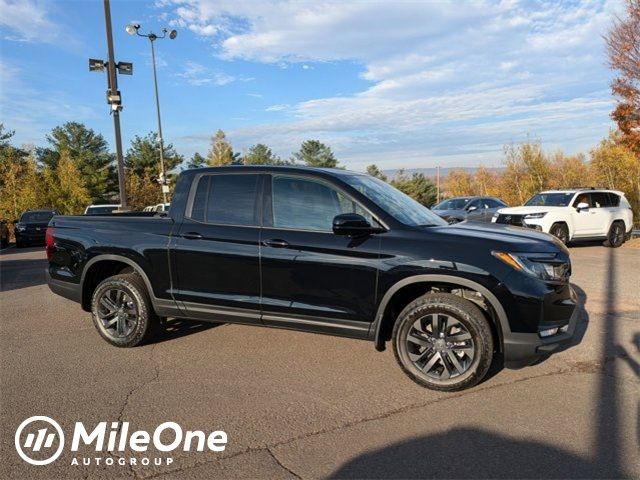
top-left (503, 285), bottom-right (579, 368)
top-left (15, 231), bottom-right (46, 244)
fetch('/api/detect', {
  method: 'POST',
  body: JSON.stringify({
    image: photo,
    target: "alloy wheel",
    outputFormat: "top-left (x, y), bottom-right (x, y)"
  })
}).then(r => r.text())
top-left (612, 224), bottom-right (624, 246)
top-left (405, 313), bottom-right (475, 381)
top-left (96, 288), bottom-right (138, 339)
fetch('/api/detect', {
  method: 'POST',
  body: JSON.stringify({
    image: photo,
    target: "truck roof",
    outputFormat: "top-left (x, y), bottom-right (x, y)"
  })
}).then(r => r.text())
top-left (182, 165), bottom-right (367, 178)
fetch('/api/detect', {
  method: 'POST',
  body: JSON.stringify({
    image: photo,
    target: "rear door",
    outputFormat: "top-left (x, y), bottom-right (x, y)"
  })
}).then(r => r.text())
top-left (571, 193), bottom-right (608, 236)
top-left (171, 172), bottom-right (264, 323)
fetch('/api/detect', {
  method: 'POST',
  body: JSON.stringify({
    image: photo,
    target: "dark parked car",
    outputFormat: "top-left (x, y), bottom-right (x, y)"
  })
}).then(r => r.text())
top-left (0, 219), bottom-right (9, 248)
top-left (432, 196), bottom-right (507, 223)
top-left (47, 167), bottom-right (577, 391)
top-left (15, 210), bottom-right (58, 248)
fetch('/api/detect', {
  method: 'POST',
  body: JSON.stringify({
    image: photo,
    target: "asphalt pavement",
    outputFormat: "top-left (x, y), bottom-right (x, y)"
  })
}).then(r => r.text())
top-left (0, 242), bottom-right (638, 479)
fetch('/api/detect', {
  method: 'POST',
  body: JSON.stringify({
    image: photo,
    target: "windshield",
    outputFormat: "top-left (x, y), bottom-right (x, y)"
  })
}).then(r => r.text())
top-left (20, 211), bottom-right (55, 223)
top-left (433, 198), bottom-right (471, 210)
top-left (342, 175), bottom-right (447, 227)
top-left (525, 192), bottom-right (574, 207)
top-left (86, 206), bottom-right (118, 215)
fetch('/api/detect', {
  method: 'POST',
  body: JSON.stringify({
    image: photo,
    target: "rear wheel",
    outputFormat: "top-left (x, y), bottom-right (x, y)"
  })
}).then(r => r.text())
top-left (549, 223), bottom-right (569, 245)
top-left (90, 273), bottom-right (159, 347)
top-left (604, 221), bottom-right (625, 248)
top-left (392, 292), bottom-right (494, 392)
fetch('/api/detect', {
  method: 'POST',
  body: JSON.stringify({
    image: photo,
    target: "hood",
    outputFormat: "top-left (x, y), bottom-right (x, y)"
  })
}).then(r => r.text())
top-left (428, 221), bottom-right (567, 254)
top-left (496, 206), bottom-right (566, 215)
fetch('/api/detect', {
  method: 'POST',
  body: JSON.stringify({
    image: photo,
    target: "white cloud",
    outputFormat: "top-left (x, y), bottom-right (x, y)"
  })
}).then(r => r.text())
top-left (164, 0), bottom-right (621, 168)
top-left (175, 60), bottom-right (236, 86)
top-left (0, 0), bottom-right (62, 43)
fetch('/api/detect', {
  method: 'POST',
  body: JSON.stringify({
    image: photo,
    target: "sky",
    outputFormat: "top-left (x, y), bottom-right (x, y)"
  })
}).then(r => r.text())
top-left (0, 0), bottom-right (623, 171)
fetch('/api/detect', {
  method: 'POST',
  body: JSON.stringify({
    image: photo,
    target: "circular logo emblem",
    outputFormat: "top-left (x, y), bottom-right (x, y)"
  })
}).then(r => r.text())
top-left (15, 416), bottom-right (65, 465)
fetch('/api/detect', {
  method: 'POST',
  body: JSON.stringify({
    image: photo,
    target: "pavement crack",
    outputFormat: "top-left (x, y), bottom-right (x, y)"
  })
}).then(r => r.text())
top-left (111, 343), bottom-right (162, 479)
top-left (267, 447), bottom-right (303, 479)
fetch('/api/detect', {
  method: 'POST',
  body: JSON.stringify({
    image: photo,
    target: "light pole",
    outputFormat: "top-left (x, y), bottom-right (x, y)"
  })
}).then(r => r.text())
top-left (126, 24), bottom-right (177, 203)
top-left (89, 0), bottom-right (132, 210)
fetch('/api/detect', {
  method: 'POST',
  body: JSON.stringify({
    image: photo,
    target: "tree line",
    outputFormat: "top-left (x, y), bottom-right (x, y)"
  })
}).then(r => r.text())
top-left (0, 122), bottom-right (342, 218)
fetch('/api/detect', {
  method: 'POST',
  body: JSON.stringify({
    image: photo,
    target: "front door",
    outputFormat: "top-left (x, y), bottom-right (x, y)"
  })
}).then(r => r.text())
top-left (259, 174), bottom-right (381, 337)
top-left (171, 172), bottom-right (264, 324)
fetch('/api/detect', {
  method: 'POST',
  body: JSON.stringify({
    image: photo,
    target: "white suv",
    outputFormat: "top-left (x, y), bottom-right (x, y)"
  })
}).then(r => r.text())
top-left (492, 189), bottom-right (634, 247)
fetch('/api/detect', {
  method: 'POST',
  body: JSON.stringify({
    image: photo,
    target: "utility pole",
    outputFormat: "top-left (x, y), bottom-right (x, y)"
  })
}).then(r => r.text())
top-left (126, 24), bottom-right (177, 204)
top-left (102, 0), bottom-right (129, 210)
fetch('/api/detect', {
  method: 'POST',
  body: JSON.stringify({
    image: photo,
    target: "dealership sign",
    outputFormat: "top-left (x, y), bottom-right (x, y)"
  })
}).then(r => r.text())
top-left (15, 416), bottom-right (227, 466)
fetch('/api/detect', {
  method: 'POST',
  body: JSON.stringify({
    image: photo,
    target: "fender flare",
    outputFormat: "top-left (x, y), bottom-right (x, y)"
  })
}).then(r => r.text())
top-left (370, 274), bottom-right (510, 350)
top-left (81, 254), bottom-right (157, 303)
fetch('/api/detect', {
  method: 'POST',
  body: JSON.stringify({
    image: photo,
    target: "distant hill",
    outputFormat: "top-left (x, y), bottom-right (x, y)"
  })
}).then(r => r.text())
top-left (382, 166), bottom-right (505, 179)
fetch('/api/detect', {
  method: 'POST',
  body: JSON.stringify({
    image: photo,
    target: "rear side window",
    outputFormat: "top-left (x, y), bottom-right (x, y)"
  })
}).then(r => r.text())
top-left (485, 199), bottom-right (505, 208)
top-left (606, 193), bottom-right (620, 207)
top-left (190, 174), bottom-right (260, 226)
top-left (591, 192), bottom-right (612, 208)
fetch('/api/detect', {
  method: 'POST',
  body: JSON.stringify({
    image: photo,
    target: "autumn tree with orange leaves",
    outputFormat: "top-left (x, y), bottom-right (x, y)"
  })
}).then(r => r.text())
top-left (605, 0), bottom-right (640, 155)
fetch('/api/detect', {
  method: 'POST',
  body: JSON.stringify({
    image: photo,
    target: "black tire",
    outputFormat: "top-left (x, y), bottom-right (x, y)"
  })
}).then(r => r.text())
top-left (549, 222), bottom-right (569, 245)
top-left (90, 273), bottom-right (159, 347)
top-left (604, 221), bottom-right (625, 248)
top-left (392, 292), bottom-right (494, 392)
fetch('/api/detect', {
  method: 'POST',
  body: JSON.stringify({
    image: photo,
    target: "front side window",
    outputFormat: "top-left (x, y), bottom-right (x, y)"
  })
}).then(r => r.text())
top-left (189, 174), bottom-right (260, 226)
top-left (271, 176), bottom-right (374, 231)
top-left (572, 193), bottom-right (592, 208)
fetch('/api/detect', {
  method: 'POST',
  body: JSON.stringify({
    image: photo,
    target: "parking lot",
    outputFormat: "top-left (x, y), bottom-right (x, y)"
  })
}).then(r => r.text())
top-left (0, 243), bottom-right (638, 479)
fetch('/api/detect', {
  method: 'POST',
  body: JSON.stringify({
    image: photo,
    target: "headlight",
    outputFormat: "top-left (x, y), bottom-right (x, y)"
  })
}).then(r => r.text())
top-left (492, 251), bottom-right (570, 282)
top-left (15, 224), bottom-right (26, 232)
top-left (524, 212), bottom-right (547, 219)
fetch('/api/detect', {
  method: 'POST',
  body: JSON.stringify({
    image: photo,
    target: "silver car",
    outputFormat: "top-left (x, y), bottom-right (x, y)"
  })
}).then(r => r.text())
top-left (432, 196), bottom-right (507, 223)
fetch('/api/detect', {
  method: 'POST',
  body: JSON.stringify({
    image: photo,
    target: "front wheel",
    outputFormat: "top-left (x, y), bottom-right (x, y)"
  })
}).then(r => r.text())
top-left (90, 273), bottom-right (159, 347)
top-left (549, 223), bottom-right (569, 245)
top-left (604, 221), bottom-right (625, 248)
top-left (392, 292), bottom-right (494, 392)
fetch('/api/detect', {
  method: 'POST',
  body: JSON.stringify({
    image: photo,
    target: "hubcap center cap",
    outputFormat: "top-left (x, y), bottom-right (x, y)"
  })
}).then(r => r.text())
top-left (435, 339), bottom-right (446, 350)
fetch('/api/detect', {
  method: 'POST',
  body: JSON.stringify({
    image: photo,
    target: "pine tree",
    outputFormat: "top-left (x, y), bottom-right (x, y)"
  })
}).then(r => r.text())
top-left (291, 140), bottom-right (338, 168)
top-left (187, 152), bottom-right (207, 169)
top-left (38, 122), bottom-right (116, 202)
top-left (126, 132), bottom-right (183, 178)
top-left (366, 164), bottom-right (387, 181)
top-left (243, 144), bottom-right (283, 165)
top-left (207, 130), bottom-right (235, 166)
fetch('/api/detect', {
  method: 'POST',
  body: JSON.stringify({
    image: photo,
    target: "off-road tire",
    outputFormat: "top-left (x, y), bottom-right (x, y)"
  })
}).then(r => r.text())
top-left (90, 273), bottom-right (159, 347)
top-left (393, 292), bottom-right (494, 392)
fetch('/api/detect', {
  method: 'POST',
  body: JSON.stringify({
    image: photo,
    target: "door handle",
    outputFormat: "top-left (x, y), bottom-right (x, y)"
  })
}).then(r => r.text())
top-left (182, 232), bottom-right (203, 240)
top-left (262, 238), bottom-right (289, 248)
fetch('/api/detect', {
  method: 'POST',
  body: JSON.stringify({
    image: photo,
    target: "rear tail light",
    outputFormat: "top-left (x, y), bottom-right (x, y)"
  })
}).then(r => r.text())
top-left (45, 226), bottom-right (55, 261)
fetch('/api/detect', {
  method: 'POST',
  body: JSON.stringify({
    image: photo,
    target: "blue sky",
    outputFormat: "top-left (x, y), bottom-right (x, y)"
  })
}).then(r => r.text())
top-left (0, 0), bottom-right (622, 171)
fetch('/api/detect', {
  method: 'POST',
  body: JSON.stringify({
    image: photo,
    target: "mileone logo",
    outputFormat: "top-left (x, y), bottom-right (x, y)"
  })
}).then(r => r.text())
top-left (15, 416), bottom-right (227, 467)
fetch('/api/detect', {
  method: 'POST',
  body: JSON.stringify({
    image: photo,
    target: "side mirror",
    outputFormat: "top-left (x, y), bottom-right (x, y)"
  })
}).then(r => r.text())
top-left (466, 205), bottom-right (477, 212)
top-left (576, 202), bottom-right (589, 212)
top-left (333, 213), bottom-right (378, 236)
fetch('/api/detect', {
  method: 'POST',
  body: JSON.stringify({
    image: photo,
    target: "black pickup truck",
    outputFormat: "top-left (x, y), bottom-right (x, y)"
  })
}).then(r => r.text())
top-left (47, 166), bottom-right (578, 391)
